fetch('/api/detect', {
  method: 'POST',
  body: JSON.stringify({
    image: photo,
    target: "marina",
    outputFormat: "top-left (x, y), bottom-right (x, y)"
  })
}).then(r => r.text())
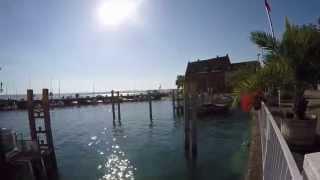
top-left (0, 99), bottom-right (250, 180)
top-left (0, 90), bottom-right (168, 111)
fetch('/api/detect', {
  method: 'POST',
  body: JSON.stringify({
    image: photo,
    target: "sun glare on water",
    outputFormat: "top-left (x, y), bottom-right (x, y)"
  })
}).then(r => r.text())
top-left (97, 0), bottom-right (140, 27)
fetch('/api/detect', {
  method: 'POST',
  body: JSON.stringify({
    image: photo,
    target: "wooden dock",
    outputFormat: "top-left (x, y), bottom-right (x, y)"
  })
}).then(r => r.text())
top-left (0, 89), bottom-right (59, 180)
top-left (0, 90), bottom-right (167, 111)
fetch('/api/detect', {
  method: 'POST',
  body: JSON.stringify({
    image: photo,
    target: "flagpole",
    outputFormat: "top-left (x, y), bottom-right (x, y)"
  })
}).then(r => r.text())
top-left (264, 0), bottom-right (275, 38)
top-left (266, 10), bottom-right (275, 38)
top-left (264, 0), bottom-right (280, 106)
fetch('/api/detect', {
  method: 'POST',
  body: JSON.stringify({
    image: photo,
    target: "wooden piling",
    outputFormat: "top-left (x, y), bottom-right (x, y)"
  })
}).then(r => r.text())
top-left (184, 93), bottom-right (190, 152)
top-left (111, 90), bottom-right (116, 121)
top-left (27, 89), bottom-right (58, 179)
top-left (42, 89), bottom-right (58, 171)
top-left (27, 89), bottom-right (37, 141)
top-left (148, 92), bottom-right (153, 121)
top-left (172, 90), bottom-right (176, 114)
top-left (117, 91), bottom-right (121, 121)
top-left (177, 90), bottom-right (181, 114)
top-left (190, 95), bottom-right (197, 158)
top-left (184, 93), bottom-right (197, 159)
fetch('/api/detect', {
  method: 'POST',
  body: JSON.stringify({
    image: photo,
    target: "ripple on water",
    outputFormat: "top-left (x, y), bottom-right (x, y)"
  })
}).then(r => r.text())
top-left (88, 130), bottom-right (136, 180)
top-left (101, 153), bottom-right (135, 180)
top-left (91, 136), bottom-right (97, 140)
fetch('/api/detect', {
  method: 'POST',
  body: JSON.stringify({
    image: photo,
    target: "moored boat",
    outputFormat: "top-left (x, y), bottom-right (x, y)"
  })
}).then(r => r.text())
top-left (197, 95), bottom-right (233, 117)
top-left (197, 103), bottom-right (229, 117)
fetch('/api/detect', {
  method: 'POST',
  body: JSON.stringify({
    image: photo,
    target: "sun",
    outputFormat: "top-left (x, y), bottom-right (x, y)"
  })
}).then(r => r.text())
top-left (97, 0), bottom-right (140, 27)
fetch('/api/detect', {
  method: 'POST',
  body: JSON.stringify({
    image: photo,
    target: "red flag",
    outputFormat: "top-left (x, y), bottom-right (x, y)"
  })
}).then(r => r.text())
top-left (265, 0), bottom-right (271, 12)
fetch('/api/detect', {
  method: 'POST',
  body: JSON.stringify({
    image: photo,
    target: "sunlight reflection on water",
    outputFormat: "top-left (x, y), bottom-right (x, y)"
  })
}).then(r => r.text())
top-left (88, 128), bottom-right (136, 180)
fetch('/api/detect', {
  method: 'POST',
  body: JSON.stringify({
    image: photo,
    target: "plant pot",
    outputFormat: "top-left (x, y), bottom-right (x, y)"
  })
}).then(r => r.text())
top-left (281, 115), bottom-right (317, 147)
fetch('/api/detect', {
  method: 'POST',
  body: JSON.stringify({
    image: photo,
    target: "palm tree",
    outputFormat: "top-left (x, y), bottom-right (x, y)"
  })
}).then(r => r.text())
top-left (235, 18), bottom-right (320, 118)
top-left (232, 58), bottom-right (293, 107)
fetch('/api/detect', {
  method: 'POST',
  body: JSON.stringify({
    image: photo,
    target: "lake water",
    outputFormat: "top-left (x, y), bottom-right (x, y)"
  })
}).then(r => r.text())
top-left (0, 100), bottom-right (250, 180)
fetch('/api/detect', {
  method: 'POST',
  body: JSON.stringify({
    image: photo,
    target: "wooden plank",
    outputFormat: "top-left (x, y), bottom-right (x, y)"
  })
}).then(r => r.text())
top-left (36, 130), bottom-right (47, 134)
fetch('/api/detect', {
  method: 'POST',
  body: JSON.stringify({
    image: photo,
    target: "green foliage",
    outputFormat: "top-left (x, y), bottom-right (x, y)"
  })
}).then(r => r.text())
top-left (233, 58), bottom-right (293, 95)
top-left (233, 18), bottom-right (320, 109)
top-left (175, 75), bottom-right (185, 89)
top-left (250, 31), bottom-right (279, 51)
top-left (280, 18), bottom-right (320, 87)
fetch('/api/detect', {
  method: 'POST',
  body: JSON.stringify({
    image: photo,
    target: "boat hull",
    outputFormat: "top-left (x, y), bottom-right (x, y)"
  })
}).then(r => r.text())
top-left (197, 103), bottom-right (230, 117)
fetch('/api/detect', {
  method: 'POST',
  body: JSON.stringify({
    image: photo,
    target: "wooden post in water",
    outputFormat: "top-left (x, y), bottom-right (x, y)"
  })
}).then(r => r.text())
top-left (189, 94), bottom-right (198, 158)
top-left (177, 90), bottom-right (181, 114)
top-left (184, 93), bottom-right (197, 159)
top-left (42, 89), bottom-right (58, 171)
top-left (117, 91), bottom-right (121, 121)
top-left (184, 93), bottom-right (190, 152)
top-left (27, 89), bottom-right (37, 141)
top-left (172, 89), bottom-right (176, 114)
top-left (28, 89), bottom-right (58, 179)
top-left (111, 90), bottom-right (116, 121)
top-left (148, 92), bottom-right (153, 121)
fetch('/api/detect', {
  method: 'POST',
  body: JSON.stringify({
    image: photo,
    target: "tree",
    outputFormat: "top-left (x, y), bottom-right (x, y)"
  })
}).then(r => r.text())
top-left (175, 75), bottom-right (185, 89)
top-left (234, 18), bottom-right (320, 118)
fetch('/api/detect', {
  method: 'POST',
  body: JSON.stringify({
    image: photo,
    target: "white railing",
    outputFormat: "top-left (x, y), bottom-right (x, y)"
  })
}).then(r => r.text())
top-left (258, 102), bottom-right (303, 180)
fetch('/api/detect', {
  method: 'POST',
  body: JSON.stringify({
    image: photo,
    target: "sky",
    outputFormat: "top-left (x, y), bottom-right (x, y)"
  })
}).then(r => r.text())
top-left (0, 0), bottom-right (319, 94)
